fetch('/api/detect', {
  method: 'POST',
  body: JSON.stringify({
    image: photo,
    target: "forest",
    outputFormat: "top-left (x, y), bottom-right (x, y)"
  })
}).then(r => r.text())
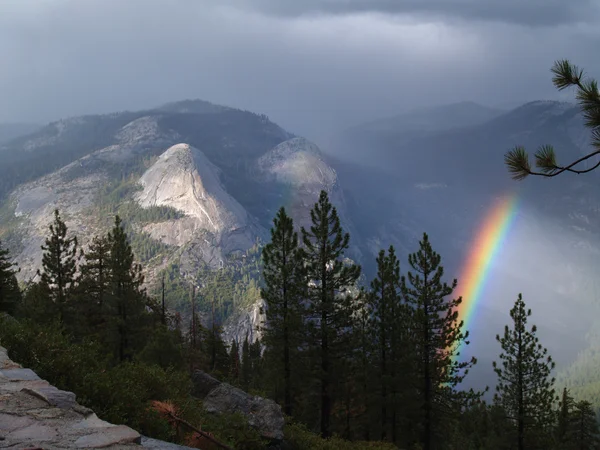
top-left (0, 191), bottom-right (599, 450)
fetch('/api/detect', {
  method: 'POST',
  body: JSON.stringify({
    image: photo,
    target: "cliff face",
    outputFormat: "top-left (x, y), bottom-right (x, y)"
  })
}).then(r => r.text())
top-left (136, 143), bottom-right (265, 268)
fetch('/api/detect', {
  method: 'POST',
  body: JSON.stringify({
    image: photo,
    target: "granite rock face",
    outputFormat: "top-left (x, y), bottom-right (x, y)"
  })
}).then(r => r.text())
top-left (0, 344), bottom-right (195, 449)
top-left (192, 369), bottom-right (285, 442)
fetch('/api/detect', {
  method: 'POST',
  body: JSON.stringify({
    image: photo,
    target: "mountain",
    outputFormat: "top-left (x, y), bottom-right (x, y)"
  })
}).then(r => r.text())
top-left (331, 99), bottom-right (600, 395)
top-left (0, 123), bottom-right (41, 144)
top-left (4, 98), bottom-right (600, 400)
top-left (0, 100), bottom-right (353, 344)
top-left (353, 101), bottom-right (504, 134)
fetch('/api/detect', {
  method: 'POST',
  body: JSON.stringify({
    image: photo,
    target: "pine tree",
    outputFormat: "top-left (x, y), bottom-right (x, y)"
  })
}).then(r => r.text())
top-left (557, 387), bottom-right (575, 445)
top-left (106, 215), bottom-right (147, 362)
top-left (368, 246), bottom-right (405, 441)
top-left (241, 335), bottom-right (251, 391)
top-left (350, 288), bottom-right (373, 441)
top-left (205, 317), bottom-right (229, 377)
top-left (229, 339), bottom-right (240, 384)
top-left (249, 339), bottom-right (263, 391)
top-left (260, 207), bottom-right (305, 416)
top-left (74, 235), bottom-right (111, 337)
top-left (0, 240), bottom-right (21, 315)
top-left (300, 190), bottom-right (361, 438)
top-left (567, 400), bottom-right (600, 450)
top-left (39, 209), bottom-right (79, 321)
top-left (400, 232), bottom-right (477, 450)
top-left (493, 293), bottom-right (557, 450)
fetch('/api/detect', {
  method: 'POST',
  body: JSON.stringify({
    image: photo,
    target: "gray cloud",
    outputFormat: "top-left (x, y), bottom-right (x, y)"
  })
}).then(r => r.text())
top-left (1, 0), bottom-right (600, 142)
top-left (218, 0), bottom-right (600, 27)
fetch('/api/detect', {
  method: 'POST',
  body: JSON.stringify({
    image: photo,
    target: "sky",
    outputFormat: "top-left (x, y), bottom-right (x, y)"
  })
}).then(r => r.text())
top-left (2, 0), bottom-right (600, 141)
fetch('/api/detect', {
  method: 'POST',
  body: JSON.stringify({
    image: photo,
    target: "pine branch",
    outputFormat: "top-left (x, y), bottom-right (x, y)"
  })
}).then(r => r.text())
top-left (505, 59), bottom-right (600, 179)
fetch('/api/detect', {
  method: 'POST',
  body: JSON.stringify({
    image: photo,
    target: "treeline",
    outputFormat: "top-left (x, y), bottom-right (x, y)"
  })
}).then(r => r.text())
top-left (256, 191), bottom-right (600, 449)
top-left (1, 193), bottom-right (600, 449)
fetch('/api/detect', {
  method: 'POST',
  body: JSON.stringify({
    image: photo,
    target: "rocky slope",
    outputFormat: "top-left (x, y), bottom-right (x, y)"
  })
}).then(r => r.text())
top-left (0, 101), bottom-right (345, 346)
top-left (136, 143), bottom-right (264, 268)
top-left (0, 343), bottom-right (196, 449)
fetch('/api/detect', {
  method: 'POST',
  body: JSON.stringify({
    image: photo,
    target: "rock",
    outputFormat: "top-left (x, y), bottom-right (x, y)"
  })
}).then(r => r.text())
top-left (0, 368), bottom-right (40, 381)
top-left (222, 298), bottom-right (265, 346)
top-left (191, 370), bottom-right (221, 399)
top-left (73, 425), bottom-right (141, 448)
top-left (0, 345), bottom-right (142, 449)
top-left (136, 143), bottom-right (265, 267)
top-left (7, 423), bottom-right (58, 441)
top-left (192, 370), bottom-right (285, 442)
top-left (72, 414), bottom-right (115, 429)
top-left (0, 412), bottom-right (34, 432)
top-left (22, 385), bottom-right (78, 409)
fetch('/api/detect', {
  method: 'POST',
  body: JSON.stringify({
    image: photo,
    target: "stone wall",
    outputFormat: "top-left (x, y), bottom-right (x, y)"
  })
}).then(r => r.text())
top-left (0, 344), bottom-right (192, 449)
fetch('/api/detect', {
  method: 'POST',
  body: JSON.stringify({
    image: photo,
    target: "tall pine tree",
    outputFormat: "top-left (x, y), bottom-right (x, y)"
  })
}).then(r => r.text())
top-left (0, 240), bottom-right (21, 315)
top-left (493, 293), bottom-right (557, 450)
top-left (74, 235), bottom-right (111, 338)
top-left (301, 190), bottom-right (361, 438)
top-left (567, 400), bottom-right (600, 449)
top-left (106, 215), bottom-right (147, 362)
top-left (400, 232), bottom-right (477, 450)
top-left (260, 207), bottom-right (305, 416)
top-left (39, 209), bottom-right (79, 321)
top-left (368, 246), bottom-right (405, 442)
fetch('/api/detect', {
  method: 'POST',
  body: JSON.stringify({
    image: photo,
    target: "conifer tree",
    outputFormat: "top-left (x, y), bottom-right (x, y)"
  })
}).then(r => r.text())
top-left (557, 387), bottom-right (575, 446)
top-left (205, 319), bottom-right (229, 377)
top-left (400, 232), bottom-right (477, 450)
top-left (300, 190), bottom-right (361, 438)
top-left (106, 215), bottom-right (147, 362)
top-left (39, 209), bottom-right (79, 321)
top-left (229, 339), bottom-right (240, 384)
top-left (260, 207), bottom-right (305, 416)
top-left (249, 339), bottom-right (263, 391)
top-left (241, 335), bottom-right (251, 391)
top-left (368, 246), bottom-right (404, 441)
top-left (567, 400), bottom-right (600, 449)
top-left (350, 288), bottom-right (373, 441)
top-left (0, 240), bottom-right (21, 315)
top-left (493, 293), bottom-right (557, 450)
top-left (75, 235), bottom-right (111, 337)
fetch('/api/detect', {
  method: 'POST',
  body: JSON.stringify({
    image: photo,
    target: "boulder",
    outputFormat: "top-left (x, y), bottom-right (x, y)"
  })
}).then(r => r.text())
top-left (192, 370), bottom-right (285, 442)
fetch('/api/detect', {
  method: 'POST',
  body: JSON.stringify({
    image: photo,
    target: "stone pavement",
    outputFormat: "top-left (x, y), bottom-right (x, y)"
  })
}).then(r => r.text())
top-left (0, 345), bottom-right (193, 450)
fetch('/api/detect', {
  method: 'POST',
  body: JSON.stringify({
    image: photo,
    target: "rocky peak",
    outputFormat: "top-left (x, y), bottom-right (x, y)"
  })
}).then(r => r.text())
top-left (258, 137), bottom-right (337, 192)
top-left (136, 143), bottom-right (250, 233)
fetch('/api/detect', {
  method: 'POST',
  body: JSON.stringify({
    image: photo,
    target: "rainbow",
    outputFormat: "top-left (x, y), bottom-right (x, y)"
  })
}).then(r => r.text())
top-left (452, 193), bottom-right (519, 360)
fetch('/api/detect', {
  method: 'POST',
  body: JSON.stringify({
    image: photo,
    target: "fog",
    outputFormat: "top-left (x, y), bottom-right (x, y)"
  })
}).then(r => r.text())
top-left (456, 204), bottom-right (600, 389)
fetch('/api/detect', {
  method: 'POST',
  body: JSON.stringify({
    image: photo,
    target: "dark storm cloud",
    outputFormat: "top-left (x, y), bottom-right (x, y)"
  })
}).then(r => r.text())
top-left (222, 0), bottom-right (600, 27)
top-left (1, 0), bottom-right (600, 142)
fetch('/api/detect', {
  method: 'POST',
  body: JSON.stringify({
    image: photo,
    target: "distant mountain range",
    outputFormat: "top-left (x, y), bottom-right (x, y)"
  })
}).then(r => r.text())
top-left (2, 98), bottom-right (600, 401)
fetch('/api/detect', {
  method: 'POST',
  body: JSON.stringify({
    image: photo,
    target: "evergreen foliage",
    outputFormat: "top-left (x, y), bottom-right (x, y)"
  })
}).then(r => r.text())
top-left (400, 232), bottom-right (479, 450)
top-left (493, 293), bottom-right (557, 450)
top-left (300, 190), bottom-right (361, 438)
top-left (0, 239), bottom-right (21, 315)
top-left (505, 59), bottom-right (600, 179)
top-left (3, 194), bottom-right (600, 449)
top-left (260, 207), bottom-right (305, 416)
top-left (39, 209), bottom-right (79, 321)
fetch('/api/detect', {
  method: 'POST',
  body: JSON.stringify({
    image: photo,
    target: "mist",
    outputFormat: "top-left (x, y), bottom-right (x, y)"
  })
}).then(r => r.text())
top-left (2, 0), bottom-right (600, 143)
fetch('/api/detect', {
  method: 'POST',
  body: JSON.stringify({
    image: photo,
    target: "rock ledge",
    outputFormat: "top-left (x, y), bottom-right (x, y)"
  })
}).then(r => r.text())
top-left (0, 344), bottom-right (193, 449)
